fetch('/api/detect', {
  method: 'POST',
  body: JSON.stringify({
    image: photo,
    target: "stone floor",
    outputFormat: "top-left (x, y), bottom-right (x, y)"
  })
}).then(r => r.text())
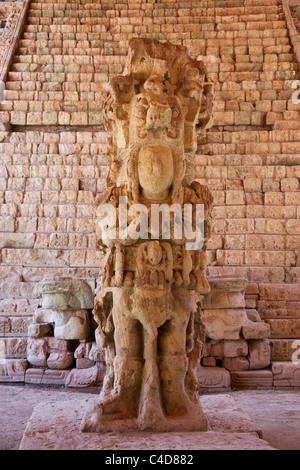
top-left (0, 384), bottom-right (299, 450)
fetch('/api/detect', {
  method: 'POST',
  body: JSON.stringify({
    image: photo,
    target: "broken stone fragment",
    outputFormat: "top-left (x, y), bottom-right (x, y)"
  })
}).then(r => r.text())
top-left (242, 320), bottom-right (270, 340)
top-left (202, 356), bottom-right (216, 367)
top-left (37, 278), bottom-right (94, 310)
top-left (24, 368), bottom-right (71, 386)
top-left (202, 277), bottom-right (248, 341)
top-left (24, 368), bottom-right (46, 385)
top-left (0, 359), bottom-right (28, 382)
top-left (230, 370), bottom-right (274, 389)
top-left (65, 364), bottom-right (99, 388)
top-left (202, 308), bottom-right (247, 340)
top-left (52, 310), bottom-right (91, 340)
top-left (74, 341), bottom-right (105, 362)
top-left (74, 341), bottom-right (92, 359)
top-left (222, 356), bottom-right (250, 371)
top-left (46, 337), bottom-right (78, 352)
top-left (198, 366), bottom-right (231, 389)
top-left (1, 338), bottom-right (27, 359)
top-left (33, 308), bottom-right (54, 324)
top-left (272, 362), bottom-right (300, 387)
top-left (76, 358), bottom-right (95, 369)
top-left (47, 351), bottom-right (74, 370)
top-left (41, 294), bottom-right (69, 311)
top-left (202, 291), bottom-right (245, 310)
top-left (208, 277), bottom-right (248, 293)
top-left (28, 322), bottom-right (52, 338)
top-left (27, 338), bottom-right (48, 367)
top-left (245, 309), bottom-right (262, 323)
top-left (210, 339), bottom-right (248, 359)
top-left (248, 340), bottom-right (271, 370)
top-left (88, 342), bottom-right (106, 362)
top-left (40, 292), bottom-right (93, 311)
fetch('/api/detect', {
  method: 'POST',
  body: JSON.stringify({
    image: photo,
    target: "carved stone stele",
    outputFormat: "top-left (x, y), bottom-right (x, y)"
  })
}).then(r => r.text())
top-left (81, 38), bottom-right (214, 433)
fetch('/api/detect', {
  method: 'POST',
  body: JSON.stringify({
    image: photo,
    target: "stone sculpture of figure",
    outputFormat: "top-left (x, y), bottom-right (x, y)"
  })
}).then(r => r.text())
top-left (81, 38), bottom-right (214, 433)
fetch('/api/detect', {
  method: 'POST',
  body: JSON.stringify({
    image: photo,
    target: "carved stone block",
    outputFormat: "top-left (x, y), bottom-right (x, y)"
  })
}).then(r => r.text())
top-left (270, 339), bottom-right (296, 362)
top-left (1, 337), bottom-right (27, 359)
top-left (47, 351), bottom-right (74, 370)
top-left (202, 276), bottom-right (248, 341)
top-left (230, 370), bottom-right (274, 389)
top-left (203, 308), bottom-right (247, 340)
top-left (248, 340), bottom-right (271, 370)
top-left (222, 357), bottom-right (250, 371)
top-left (27, 338), bottom-right (48, 367)
top-left (25, 365), bottom-right (70, 386)
top-left (0, 358), bottom-right (28, 382)
top-left (198, 366), bottom-right (231, 389)
top-left (33, 309), bottom-right (54, 324)
top-left (24, 368), bottom-right (43, 385)
top-left (28, 322), bottom-right (52, 338)
top-left (242, 320), bottom-right (270, 340)
top-left (202, 291), bottom-right (245, 310)
top-left (46, 337), bottom-right (78, 352)
top-left (208, 277), bottom-right (248, 293)
top-left (65, 365), bottom-right (99, 388)
top-left (37, 278), bottom-right (94, 310)
top-left (41, 369), bottom-right (70, 386)
top-left (265, 319), bottom-right (300, 339)
top-left (202, 356), bottom-right (216, 367)
top-left (76, 358), bottom-right (95, 369)
top-left (74, 342), bottom-right (92, 359)
top-left (272, 362), bottom-right (300, 387)
top-left (246, 309), bottom-right (262, 323)
top-left (210, 339), bottom-right (248, 359)
top-left (88, 342), bottom-right (105, 363)
top-left (52, 310), bottom-right (91, 340)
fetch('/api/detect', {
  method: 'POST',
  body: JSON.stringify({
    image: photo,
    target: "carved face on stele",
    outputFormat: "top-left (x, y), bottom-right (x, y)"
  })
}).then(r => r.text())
top-left (129, 91), bottom-right (184, 146)
top-left (128, 84), bottom-right (185, 201)
top-left (138, 145), bottom-right (174, 201)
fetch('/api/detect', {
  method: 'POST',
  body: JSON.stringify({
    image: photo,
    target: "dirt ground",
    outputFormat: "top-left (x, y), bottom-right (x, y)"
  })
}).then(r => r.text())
top-left (0, 384), bottom-right (299, 450)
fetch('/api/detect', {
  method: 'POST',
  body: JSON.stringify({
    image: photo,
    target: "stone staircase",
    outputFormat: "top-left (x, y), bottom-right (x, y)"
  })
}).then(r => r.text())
top-left (0, 0), bottom-right (299, 388)
top-left (1, 0), bottom-right (298, 127)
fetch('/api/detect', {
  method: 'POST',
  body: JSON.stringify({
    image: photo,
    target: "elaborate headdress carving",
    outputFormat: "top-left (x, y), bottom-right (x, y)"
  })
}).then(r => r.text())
top-left (104, 38), bottom-right (213, 199)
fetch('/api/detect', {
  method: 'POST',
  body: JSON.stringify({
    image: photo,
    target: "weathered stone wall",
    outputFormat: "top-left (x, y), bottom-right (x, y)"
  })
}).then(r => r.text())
top-left (0, 0), bottom-right (299, 388)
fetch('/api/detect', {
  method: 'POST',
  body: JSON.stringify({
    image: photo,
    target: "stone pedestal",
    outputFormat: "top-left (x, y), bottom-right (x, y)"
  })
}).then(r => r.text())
top-left (19, 394), bottom-right (275, 450)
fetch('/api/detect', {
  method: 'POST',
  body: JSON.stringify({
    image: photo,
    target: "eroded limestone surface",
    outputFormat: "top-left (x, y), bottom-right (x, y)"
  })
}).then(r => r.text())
top-left (81, 38), bottom-right (214, 433)
top-left (20, 394), bottom-right (276, 450)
